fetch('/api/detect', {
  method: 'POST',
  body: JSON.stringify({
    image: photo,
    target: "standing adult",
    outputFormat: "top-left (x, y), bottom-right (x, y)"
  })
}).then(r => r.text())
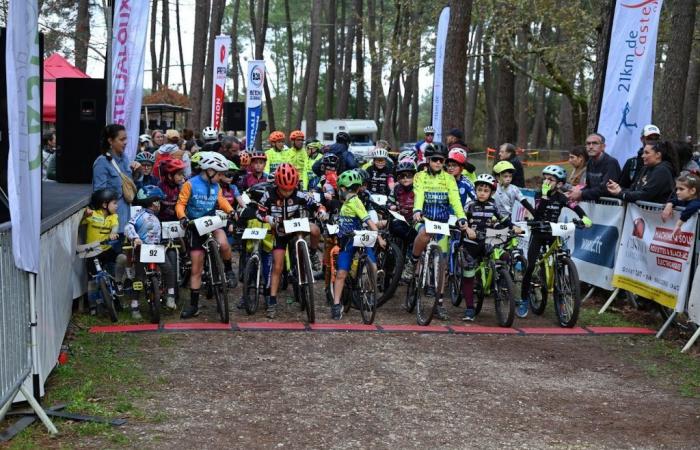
top-left (606, 141), bottom-right (677, 204)
top-left (446, 128), bottom-right (467, 149)
top-left (92, 124), bottom-right (140, 233)
top-left (312, 131), bottom-right (357, 176)
top-left (150, 129), bottom-right (164, 152)
top-left (497, 143), bottom-right (525, 188)
top-left (619, 124), bottom-right (660, 188)
top-left (567, 146), bottom-right (588, 188)
top-left (567, 133), bottom-right (621, 202)
top-left (414, 125), bottom-right (435, 163)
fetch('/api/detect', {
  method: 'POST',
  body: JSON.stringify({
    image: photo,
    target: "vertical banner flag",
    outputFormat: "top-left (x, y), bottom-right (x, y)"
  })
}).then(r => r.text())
top-left (211, 35), bottom-right (231, 130)
top-left (431, 7), bottom-right (450, 144)
top-left (110, 0), bottom-right (150, 161)
top-left (597, 0), bottom-right (663, 163)
top-left (6, 1), bottom-right (41, 273)
top-left (245, 60), bottom-right (266, 150)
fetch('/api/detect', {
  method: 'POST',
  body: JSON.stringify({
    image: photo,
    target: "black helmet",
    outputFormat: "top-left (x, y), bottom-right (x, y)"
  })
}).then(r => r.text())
top-left (424, 142), bottom-right (448, 159)
top-left (355, 168), bottom-right (370, 182)
top-left (336, 132), bottom-right (350, 144)
top-left (90, 189), bottom-right (118, 209)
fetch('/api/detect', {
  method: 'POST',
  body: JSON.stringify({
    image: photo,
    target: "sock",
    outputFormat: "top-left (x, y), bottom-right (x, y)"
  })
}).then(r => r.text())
top-left (190, 289), bottom-right (200, 306)
top-left (461, 277), bottom-right (475, 309)
top-left (269, 295), bottom-right (277, 306)
top-left (224, 260), bottom-right (232, 272)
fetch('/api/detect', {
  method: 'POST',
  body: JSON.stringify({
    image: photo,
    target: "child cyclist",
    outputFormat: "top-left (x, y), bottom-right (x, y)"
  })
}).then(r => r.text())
top-left (388, 159), bottom-right (418, 280)
top-left (411, 143), bottom-right (469, 320)
top-left (288, 130), bottom-right (310, 189)
top-left (661, 174), bottom-right (700, 234)
top-left (134, 152), bottom-right (158, 188)
top-left (125, 186), bottom-right (177, 317)
top-left (158, 158), bottom-right (187, 222)
top-left (306, 140), bottom-right (324, 189)
top-left (265, 131), bottom-right (290, 175)
top-left (492, 161), bottom-right (535, 218)
top-left (461, 174), bottom-right (522, 321)
top-left (176, 152), bottom-right (237, 318)
top-left (220, 160), bottom-right (247, 209)
top-left (520, 165), bottom-right (592, 318)
top-left (240, 151), bottom-right (269, 190)
top-left (365, 147), bottom-right (395, 195)
top-left (331, 170), bottom-right (386, 320)
top-left (446, 147), bottom-right (476, 209)
top-left (255, 163), bottom-right (327, 318)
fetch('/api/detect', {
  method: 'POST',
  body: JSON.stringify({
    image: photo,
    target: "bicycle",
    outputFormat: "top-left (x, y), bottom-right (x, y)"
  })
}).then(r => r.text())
top-left (526, 219), bottom-right (584, 328)
top-left (161, 221), bottom-right (188, 303)
top-left (367, 195), bottom-right (405, 306)
top-left (241, 226), bottom-right (269, 315)
top-left (76, 239), bottom-right (120, 322)
top-left (278, 213), bottom-right (316, 324)
top-left (123, 241), bottom-right (167, 324)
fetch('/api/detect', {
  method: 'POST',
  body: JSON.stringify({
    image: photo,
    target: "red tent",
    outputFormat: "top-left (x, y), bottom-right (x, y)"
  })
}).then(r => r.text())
top-left (43, 53), bottom-right (90, 123)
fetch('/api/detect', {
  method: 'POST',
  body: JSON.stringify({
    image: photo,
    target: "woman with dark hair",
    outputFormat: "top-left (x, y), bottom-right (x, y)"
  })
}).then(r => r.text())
top-left (92, 124), bottom-right (141, 232)
top-left (567, 146), bottom-right (588, 187)
top-left (606, 140), bottom-right (676, 204)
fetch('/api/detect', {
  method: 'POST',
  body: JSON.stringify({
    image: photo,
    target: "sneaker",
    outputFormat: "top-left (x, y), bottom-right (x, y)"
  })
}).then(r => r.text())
top-left (180, 304), bottom-right (200, 319)
top-left (131, 308), bottom-right (142, 320)
top-left (310, 251), bottom-right (322, 273)
top-left (424, 285), bottom-right (436, 297)
top-left (516, 298), bottom-right (529, 318)
top-left (226, 270), bottom-right (238, 289)
top-left (266, 303), bottom-right (277, 319)
top-left (401, 259), bottom-right (414, 282)
top-left (462, 308), bottom-right (476, 321)
top-left (436, 304), bottom-right (448, 321)
top-left (165, 296), bottom-right (177, 310)
top-left (331, 303), bottom-right (343, 320)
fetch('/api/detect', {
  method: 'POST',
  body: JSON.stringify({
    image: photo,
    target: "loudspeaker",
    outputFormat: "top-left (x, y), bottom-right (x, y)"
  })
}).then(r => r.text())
top-left (223, 102), bottom-right (245, 132)
top-left (55, 78), bottom-right (106, 183)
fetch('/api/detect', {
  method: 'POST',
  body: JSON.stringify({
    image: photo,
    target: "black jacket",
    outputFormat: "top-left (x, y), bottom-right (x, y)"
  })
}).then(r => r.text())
top-left (619, 148), bottom-right (644, 189)
top-left (508, 155), bottom-right (525, 188)
top-left (618, 161), bottom-right (674, 204)
top-left (312, 143), bottom-right (357, 176)
top-left (582, 152), bottom-right (621, 201)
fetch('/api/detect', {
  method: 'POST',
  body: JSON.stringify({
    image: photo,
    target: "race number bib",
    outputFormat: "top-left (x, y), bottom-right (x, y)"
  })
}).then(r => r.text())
top-left (283, 218), bottom-right (310, 233)
top-left (550, 222), bottom-right (576, 238)
top-left (485, 228), bottom-right (510, 245)
top-left (353, 230), bottom-right (378, 248)
top-left (388, 210), bottom-right (407, 223)
top-left (368, 210), bottom-right (379, 224)
top-left (193, 215), bottom-right (225, 235)
top-left (370, 194), bottom-right (388, 206)
top-left (140, 244), bottom-right (165, 263)
top-left (242, 228), bottom-right (268, 240)
top-left (313, 192), bottom-right (322, 203)
top-left (326, 224), bottom-right (339, 235)
top-left (162, 221), bottom-right (185, 239)
top-left (424, 219), bottom-right (449, 235)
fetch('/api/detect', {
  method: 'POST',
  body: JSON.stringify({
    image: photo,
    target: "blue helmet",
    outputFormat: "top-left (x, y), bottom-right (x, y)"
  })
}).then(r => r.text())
top-left (542, 165), bottom-right (567, 181)
top-left (135, 151), bottom-right (156, 165)
top-left (137, 185), bottom-right (165, 204)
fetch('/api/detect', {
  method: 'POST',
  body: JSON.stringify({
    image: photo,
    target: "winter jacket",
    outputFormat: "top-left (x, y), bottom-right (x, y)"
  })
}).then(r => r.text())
top-left (617, 161), bottom-right (674, 204)
top-left (582, 152), bottom-right (622, 201)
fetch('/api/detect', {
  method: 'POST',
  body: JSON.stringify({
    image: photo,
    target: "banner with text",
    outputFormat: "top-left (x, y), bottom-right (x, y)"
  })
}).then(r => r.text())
top-left (110, 0), bottom-right (149, 161)
top-left (597, 0), bottom-right (663, 163)
top-left (245, 60), bottom-right (265, 150)
top-left (612, 203), bottom-right (697, 310)
top-left (431, 6), bottom-right (449, 144)
top-left (210, 35), bottom-right (230, 131)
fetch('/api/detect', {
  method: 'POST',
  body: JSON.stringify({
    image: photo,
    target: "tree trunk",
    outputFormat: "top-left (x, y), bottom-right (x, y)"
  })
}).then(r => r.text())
top-left (483, 37), bottom-right (498, 148)
top-left (398, 74), bottom-right (411, 143)
top-left (531, 83), bottom-right (547, 148)
top-left (229, 0), bottom-right (241, 101)
top-left (683, 37), bottom-right (700, 140)
top-left (176, 0), bottom-right (188, 95)
top-left (441, 0), bottom-right (472, 139)
top-left (161, 0), bottom-right (171, 87)
top-left (496, 57), bottom-right (516, 145)
top-left (325, 0), bottom-right (337, 120)
top-left (409, 66), bottom-right (419, 142)
top-left (336, 0), bottom-right (346, 98)
top-left (201, 0), bottom-right (226, 129)
top-left (336, 1), bottom-right (356, 118)
top-left (188, 0), bottom-right (210, 130)
top-left (657, 0), bottom-right (696, 140)
top-left (587, 0), bottom-right (615, 134)
top-left (305, 0), bottom-right (323, 139)
top-left (367, 0), bottom-right (380, 122)
top-left (354, 0), bottom-right (365, 118)
top-left (464, 23), bottom-right (482, 145)
top-left (515, 27), bottom-right (529, 148)
top-left (559, 94), bottom-right (574, 149)
top-left (74, 0), bottom-right (90, 72)
top-left (381, 2), bottom-right (404, 146)
top-left (150, 0), bottom-right (159, 90)
top-left (284, 0), bottom-right (294, 133)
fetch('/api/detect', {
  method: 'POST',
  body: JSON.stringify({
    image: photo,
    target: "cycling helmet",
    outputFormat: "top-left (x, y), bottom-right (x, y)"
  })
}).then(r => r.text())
top-left (447, 148), bottom-right (468, 166)
top-left (474, 173), bottom-right (497, 190)
top-left (306, 140), bottom-right (323, 152)
top-left (135, 152), bottom-right (156, 165)
top-left (493, 161), bottom-right (516, 175)
top-left (139, 134), bottom-right (152, 144)
top-left (275, 163), bottom-right (299, 190)
top-left (542, 164), bottom-right (567, 181)
top-left (162, 158), bottom-right (187, 175)
top-left (137, 185), bottom-right (165, 203)
top-left (335, 132), bottom-right (350, 144)
top-left (227, 160), bottom-right (240, 171)
top-left (396, 160), bottom-right (417, 174)
top-left (338, 170), bottom-right (363, 189)
top-left (90, 189), bottom-right (118, 209)
top-left (424, 142), bottom-right (448, 159)
top-left (423, 125), bottom-right (435, 134)
top-left (398, 150), bottom-right (417, 163)
top-left (370, 147), bottom-right (389, 160)
top-left (322, 153), bottom-right (339, 168)
top-left (199, 152), bottom-right (229, 172)
top-left (356, 168), bottom-right (370, 183)
top-left (202, 126), bottom-right (217, 141)
top-left (248, 151), bottom-right (266, 162)
top-left (268, 131), bottom-right (286, 143)
top-left (290, 130), bottom-right (305, 140)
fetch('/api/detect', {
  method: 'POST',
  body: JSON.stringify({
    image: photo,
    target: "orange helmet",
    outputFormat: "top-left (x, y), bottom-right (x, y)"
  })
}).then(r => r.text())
top-left (275, 163), bottom-right (299, 190)
top-left (268, 131), bottom-right (285, 143)
top-left (290, 130), bottom-right (305, 141)
top-left (239, 151), bottom-right (251, 167)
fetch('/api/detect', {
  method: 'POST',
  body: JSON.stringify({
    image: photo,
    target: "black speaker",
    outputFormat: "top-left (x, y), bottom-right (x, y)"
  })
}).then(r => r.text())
top-left (0, 28), bottom-right (8, 223)
top-left (223, 102), bottom-right (245, 132)
top-left (55, 78), bottom-right (106, 183)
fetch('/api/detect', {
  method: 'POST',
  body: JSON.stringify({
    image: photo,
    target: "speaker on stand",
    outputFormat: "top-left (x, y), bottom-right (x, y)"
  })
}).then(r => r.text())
top-left (223, 102), bottom-right (245, 132)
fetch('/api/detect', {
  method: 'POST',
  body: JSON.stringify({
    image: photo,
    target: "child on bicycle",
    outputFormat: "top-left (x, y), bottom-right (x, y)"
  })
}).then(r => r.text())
top-left (492, 161), bottom-right (535, 218)
top-left (520, 165), bottom-right (592, 318)
top-left (661, 174), bottom-right (700, 235)
top-left (331, 170), bottom-right (386, 320)
top-left (176, 152), bottom-right (237, 318)
top-left (365, 147), bottom-right (395, 195)
top-left (461, 174), bottom-right (521, 321)
top-left (255, 163), bottom-right (327, 318)
top-left (240, 151), bottom-right (269, 190)
top-left (388, 159), bottom-right (418, 280)
top-left (220, 160), bottom-right (246, 209)
top-left (125, 186), bottom-right (177, 318)
top-left (158, 158), bottom-right (187, 222)
top-left (134, 152), bottom-right (158, 188)
top-left (288, 130), bottom-right (310, 190)
top-left (446, 147), bottom-right (476, 209)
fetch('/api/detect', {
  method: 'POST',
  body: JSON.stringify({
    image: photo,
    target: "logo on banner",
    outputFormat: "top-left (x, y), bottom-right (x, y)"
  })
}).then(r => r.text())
top-left (220, 44), bottom-right (226, 63)
top-left (616, 102), bottom-right (638, 135)
top-left (251, 65), bottom-right (264, 88)
top-left (573, 225), bottom-right (619, 269)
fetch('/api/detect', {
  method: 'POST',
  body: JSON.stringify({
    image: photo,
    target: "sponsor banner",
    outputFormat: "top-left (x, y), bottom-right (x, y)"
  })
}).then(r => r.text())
top-left (431, 6), bottom-right (449, 143)
top-left (612, 203), bottom-right (697, 310)
top-left (110, 0), bottom-right (150, 161)
top-left (210, 35), bottom-right (231, 130)
top-left (6, 0), bottom-right (42, 273)
top-left (245, 60), bottom-right (265, 150)
top-left (597, 0), bottom-right (663, 163)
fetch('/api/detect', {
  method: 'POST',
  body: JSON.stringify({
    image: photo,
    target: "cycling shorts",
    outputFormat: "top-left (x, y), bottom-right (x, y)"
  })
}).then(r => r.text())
top-left (414, 222), bottom-right (449, 253)
top-left (337, 238), bottom-right (376, 272)
top-left (186, 228), bottom-right (209, 251)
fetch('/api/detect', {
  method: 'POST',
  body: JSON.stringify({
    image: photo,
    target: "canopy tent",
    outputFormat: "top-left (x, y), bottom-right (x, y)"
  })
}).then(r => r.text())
top-left (43, 53), bottom-right (90, 123)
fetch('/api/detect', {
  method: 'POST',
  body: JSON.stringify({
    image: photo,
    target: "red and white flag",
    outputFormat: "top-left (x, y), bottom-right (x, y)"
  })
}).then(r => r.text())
top-left (211, 35), bottom-right (231, 131)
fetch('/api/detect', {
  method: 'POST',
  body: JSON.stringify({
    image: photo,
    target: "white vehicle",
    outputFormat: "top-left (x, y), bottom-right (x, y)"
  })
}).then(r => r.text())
top-left (302, 119), bottom-right (378, 162)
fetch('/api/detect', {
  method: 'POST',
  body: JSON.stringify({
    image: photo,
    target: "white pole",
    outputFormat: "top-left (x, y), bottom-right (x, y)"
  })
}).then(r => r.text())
top-left (581, 287), bottom-right (596, 304)
top-left (19, 385), bottom-right (57, 435)
top-left (656, 311), bottom-right (677, 339)
top-left (598, 288), bottom-right (620, 314)
top-left (681, 326), bottom-right (700, 353)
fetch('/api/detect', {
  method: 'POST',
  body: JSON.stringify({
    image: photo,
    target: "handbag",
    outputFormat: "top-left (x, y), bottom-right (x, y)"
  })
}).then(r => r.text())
top-left (109, 156), bottom-right (137, 203)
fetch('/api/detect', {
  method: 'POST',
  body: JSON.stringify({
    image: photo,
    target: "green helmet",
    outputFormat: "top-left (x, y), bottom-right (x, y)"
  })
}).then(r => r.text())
top-left (338, 170), bottom-right (363, 189)
top-left (228, 160), bottom-right (239, 171)
top-left (493, 161), bottom-right (515, 175)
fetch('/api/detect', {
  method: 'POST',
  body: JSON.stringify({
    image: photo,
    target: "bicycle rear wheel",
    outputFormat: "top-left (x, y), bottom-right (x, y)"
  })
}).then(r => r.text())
top-left (242, 255), bottom-right (261, 315)
top-left (147, 274), bottom-right (161, 324)
top-left (529, 261), bottom-right (548, 315)
top-left (358, 258), bottom-right (377, 324)
top-left (376, 242), bottom-right (404, 307)
top-left (416, 247), bottom-right (440, 326)
top-left (166, 248), bottom-right (180, 302)
top-left (99, 279), bottom-right (118, 323)
top-left (553, 256), bottom-right (580, 328)
top-left (494, 267), bottom-right (515, 327)
top-left (208, 240), bottom-right (230, 323)
top-left (298, 245), bottom-right (316, 323)
top-left (474, 271), bottom-right (485, 316)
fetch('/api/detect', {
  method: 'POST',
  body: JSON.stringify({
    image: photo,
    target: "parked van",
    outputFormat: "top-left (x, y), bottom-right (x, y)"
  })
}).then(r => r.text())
top-left (302, 119), bottom-right (378, 162)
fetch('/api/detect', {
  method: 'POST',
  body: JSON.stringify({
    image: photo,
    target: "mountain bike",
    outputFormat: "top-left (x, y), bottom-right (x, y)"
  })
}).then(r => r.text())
top-left (471, 228), bottom-right (516, 327)
top-left (76, 239), bottom-right (121, 322)
top-left (368, 195), bottom-right (405, 307)
top-left (241, 226), bottom-right (268, 315)
top-left (123, 241), bottom-right (166, 324)
top-left (161, 221), bottom-right (187, 303)
top-left (348, 230), bottom-right (379, 324)
top-left (279, 214), bottom-right (316, 324)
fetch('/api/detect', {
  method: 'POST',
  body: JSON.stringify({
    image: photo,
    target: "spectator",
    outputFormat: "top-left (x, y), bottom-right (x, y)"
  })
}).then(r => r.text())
top-left (312, 131), bottom-right (357, 176)
top-left (138, 134), bottom-right (152, 154)
top-left (153, 129), bottom-right (182, 179)
top-left (675, 141), bottom-right (700, 176)
top-left (606, 140), bottom-right (676, 204)
top-left (567, 146), bottom-right (588, 188)
top-left (151, 130), bottom-right (164, 151)
top-left (567, 133), bottom-right (621, 202)
top-left (221, 136), bottom-right (241, 166)
top-left (182, 128), bottom-right (197, 152)
top-left (620, 124), bottom-right (660, 188)
top-left (498, 143), bottom-right (525, 188)
top-left (42, 132), bottom-right (56, 181)
top-left (446, 128), bottom-right (467, 149)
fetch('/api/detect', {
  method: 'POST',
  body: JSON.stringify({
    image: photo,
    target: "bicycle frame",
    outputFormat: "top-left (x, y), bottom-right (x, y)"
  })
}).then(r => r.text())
top-left (535, 237), bottom-right (566, 293)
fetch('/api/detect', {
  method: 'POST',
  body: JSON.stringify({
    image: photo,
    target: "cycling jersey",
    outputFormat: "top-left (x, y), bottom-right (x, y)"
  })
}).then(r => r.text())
top-left (338, 195), bottom-right (370, 238)
top-left (82, 210), bottom-right (119, 251)
top-left (533, 190), bottom-right (586, 224)
top-left (255, 185), bottom-right (324, 223)
top-left (176, 174), bottom-right (233, 220)
top-left (307, 153), bottom-right (322, 181)
top-left (465, 200), bottom-right (511, 233)
top-left (240, 171), bottom-right (268, 191)
top-left (455, 175), bottom-right (476, 210)
top-left (413, 170), bottom-right (466, 222)
top-left (287, 147), bottom-right (309, 190)
top-left (388, 183), bottom-right (414, 222)
top-left (125, 207), bottom-right (161, 244)
top-left (493, 184), bottom-right (534, 218)
top-left (264, 147), bottom-right (291, 174)
top-left (158, 180), bottom-right (181, 222)
top-left (366, 166), bottom-right (394, 195)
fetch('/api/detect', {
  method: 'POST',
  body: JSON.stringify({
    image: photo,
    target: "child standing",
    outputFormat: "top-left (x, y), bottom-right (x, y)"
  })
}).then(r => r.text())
top-left (492, 161), bottom-right (535, 218)
top-left (388, 159), bottom-right (418, 280)
top-left (158, 158), bottom-right (187, 222)
top-left (446, 148), bottom-right (477, 210)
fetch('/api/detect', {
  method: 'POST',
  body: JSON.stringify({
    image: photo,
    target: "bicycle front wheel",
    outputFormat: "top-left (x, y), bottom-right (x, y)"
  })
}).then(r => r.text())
top-left (208, 239), bottom-right (230, 323)
top-left (376, 242), bottom-right (404, 307)
top-left (147, 274), bottom-right (161, 324)
top-left (242, 255), bottom-right (261, 315)
top-left (358, 258), bottom-right (377, 324)
top-left (298, 245), bottom-right (316, 323)
top-left (494, 267), bottom-right (515, 327)
top-left (554, 256), bottom-right (580, 328)
top-left (416, 246), bottom-right (440, 326)
top-left (99, 278), bottom-right (118, 323)
top-left (529, 261), bottom-right (548, 315)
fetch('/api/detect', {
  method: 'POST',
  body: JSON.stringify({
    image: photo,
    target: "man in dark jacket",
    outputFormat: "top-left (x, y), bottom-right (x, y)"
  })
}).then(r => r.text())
top-left (619, 124), bottom-right (660, 188)
top-left (498, 143), bottom-right (525, 187)
top-left (567, 133), bottom-right (621, 202)
top-left (312, 131), bottom-right (357, 176)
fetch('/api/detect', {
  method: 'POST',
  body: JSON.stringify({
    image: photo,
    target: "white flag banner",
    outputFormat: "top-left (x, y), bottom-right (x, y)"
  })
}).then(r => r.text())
top-left (597, 0), bottom-right (663, 163)
top-left (6, 1), bottom-right (42, 273)
top-left (211, 35), bottom-right (231, 130)
top-left (110, 0), bottom-right (150, 161)
top-left (431, 6), bottom-right (450, 144)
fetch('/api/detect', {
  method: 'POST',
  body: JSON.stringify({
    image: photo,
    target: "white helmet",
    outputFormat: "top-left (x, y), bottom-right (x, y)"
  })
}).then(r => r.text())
top-left (398, 150), bottom-right (417, 162)
top-left (370, 147), bottom-right (389, 160)
top-left (202, 126), bottom-right (218, 141)
top-left (474, 173), bottom-right (497, 190)
top-left (423, 125), bottom-right (435, 134)
top-left (139, 134), bottom-right (152, 144)
top-left (199, 152), bottom-right (229, 172)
